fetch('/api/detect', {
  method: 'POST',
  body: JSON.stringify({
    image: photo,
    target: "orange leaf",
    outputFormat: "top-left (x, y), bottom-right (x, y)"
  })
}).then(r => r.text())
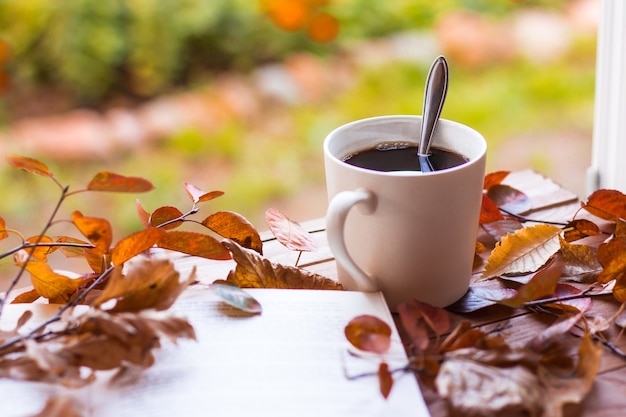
top-left (563, 219), bottom-right (600, 242)
top-left (87, 171), bottom-right (154, 193)
top-left (487, 184), bottom-right (531, 214)
top-left (111, 228), bottom-right (165, 266)
top-left (157, 231), bottom-right (231, 260)
top-left (479, 194), bottom-right (505, 224)
top-left (150, 206), bottom-right (184, 230)
top-left (72, 211), bottom-right (113, 252)
top-left (55, 236), bottom-right (92, 258)
top-left (6, 154), bottom-right (53, 178)
top-left (22, 261), bottom-right (81, 302)
top-left (136, 199), bottom-right (150, 228)
top-left (10, 288), bottom-right (41, 304)
top-left (497, 258), bottom-right (563, 308)
top-left (0, 216), bottom-right (8, 240)
top-left (481, 219), bottom-right (524, 242)
top-left (378, 362), bottom-right (394, 399)
top-left (481, 224), bottom-right (561, 280)
top-left (582, 189), bottom-right (626, 221)
top-left (183, 182), bottom-right (224, 204)
top-left (263, 0), bottom-right (311, 31)
top-left (483, 171), bottom-right (510, 190)
top-left (264, 208), bottom-right (319, 252)
top-left (24, 235), bottom-right (55, 261)
top-left (398, 299), bottom-right (450, 351)
top-left (203, 211), bottom-right (263, 254)
top-left (559, 236), bottom-right (602, 280)
top-left (597, 239), bottom-right (626, 301)
top-left (344, 315), bottom-right (392, 354)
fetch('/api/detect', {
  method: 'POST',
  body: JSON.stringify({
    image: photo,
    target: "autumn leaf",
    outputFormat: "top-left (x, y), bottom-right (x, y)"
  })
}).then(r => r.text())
top-left (211, 283), bottom-right (262, 314)
top-left (481, 219), bottom-right (524, 242)
top-left (111, 228), bottom-right (165, 266)
top-left (20, 261), bottom-right (81, 302)
top-left (616, 219), bottom-right (626, 242)
top-left (6, 154), bottom-right (54, 178)
top-left (597, 238), bottom-right (626, 301)
top-left (581, 189), bottom-right (626, 221)
top-left (71, 211), bottom-right (112, 252)
top-left (496, 257), bottom-right (563, 308)
top-left (157, 231), bottom-right (231, 260)
top-left (202, 211), bottom-right (263, 254)
top-left (487, 184), bottom-right (531, 214)
top-left (265, 207), bottom-right (319, 252)
top-left (479, 194), bottom-right (505, 224)
top-left (0, 216), bottom-right (8, 240)
top-left (344, 315), bottom-right (392, 354)
top-left (483, 170), bottom-right (510, 190)
top-left (223, 239), bottom-right (343, 290)
top-left (87, 172), bottom-right (154, 193)
top-left (55, 236), bottom-right (92, 258)
top-left (183, 182), bottom-right (224, 204)
top-left (447, 286), bottom-right (517, 313)
top-left (481, 224), bottom-right (562, 280)
top-left (149, 206), bottom-right (184, 230)
top-left (93, 257), bottom-right (195, 312)
top-left (563, 219), bottom-right (600, 243)
top-left (377, 362), bottom-right (394, 399)
top-left (559, 236), bottom-right (602, 281)
top-left (136, 199), bottom-right (150, 228)
top-left (24, 235), bottom-right (55, 261)
top-left (397, 299), bottom-right (450, 352)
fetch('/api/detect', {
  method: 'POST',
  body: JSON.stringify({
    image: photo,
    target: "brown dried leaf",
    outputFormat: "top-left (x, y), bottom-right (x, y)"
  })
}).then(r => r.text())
top-left (616, 219), bottom-right (626, 242)
top-left (483, 171), bottom-right (510, 190)
top-left (265, 208), bottom-right (319, 252)
top-left (6, 154), bottom-right (53, 178)
top-left (149, 206), bottom-right (184, 230)
top-left (582, 189), bottom-right (626, 221)
top-left (344, 315), bottom-right (392, 354)
top-left (397, 299), bottom-right (449, 352)
top-left (202, 211), bottom-right (263, 254)
top-left (157, 231), bottom-right (231, 260)
top-left (481, 224), bottom-right (562, 280)
top-left (559, 236), bottom-right (602, 281)
top-left (497, 258), bottom-right (563, 308)
top-left (72, 211), bottom-right (112, 252)
top-left (87, 171), bottom-right (154, 193)
top-left (378, 362), bottom-right (394, 399)
top-left (527, 310), bottom-right (585, 353)
top-left (183, 182), bottom-right (224, 204)
top-left (93, 257), bottom-right (196, 312)
top-left (111, 228), bottom-right (165, 266)
top-left (563, 219), bottom-right (600, 242)
top-left (487, 184), bottom-right (531, 214)
top-left (223, 239), bottom-right (342, 290)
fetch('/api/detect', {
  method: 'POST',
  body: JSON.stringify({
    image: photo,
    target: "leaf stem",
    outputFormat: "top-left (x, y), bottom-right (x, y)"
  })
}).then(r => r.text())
top-left (500, 208), bottom-right (569, 226)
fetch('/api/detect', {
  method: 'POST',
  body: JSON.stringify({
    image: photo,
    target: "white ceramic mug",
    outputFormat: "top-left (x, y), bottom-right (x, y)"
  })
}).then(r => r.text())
top-left (324, 115), bottom-right (487, 311)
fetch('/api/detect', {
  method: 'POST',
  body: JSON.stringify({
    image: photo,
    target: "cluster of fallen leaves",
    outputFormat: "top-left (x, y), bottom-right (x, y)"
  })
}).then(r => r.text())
top-left (344, 171), bottom-right (626, 417)
top-left (0, 155), bottom-right (339, 415)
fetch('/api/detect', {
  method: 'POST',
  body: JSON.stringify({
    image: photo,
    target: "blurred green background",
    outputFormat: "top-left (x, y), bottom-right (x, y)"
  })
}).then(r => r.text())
top-left (0, 0), bottom-right (596, 246)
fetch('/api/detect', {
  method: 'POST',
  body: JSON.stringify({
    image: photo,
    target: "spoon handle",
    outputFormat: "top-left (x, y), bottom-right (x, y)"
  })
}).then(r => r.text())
top-left (418, 56), bottom-right (449, 157)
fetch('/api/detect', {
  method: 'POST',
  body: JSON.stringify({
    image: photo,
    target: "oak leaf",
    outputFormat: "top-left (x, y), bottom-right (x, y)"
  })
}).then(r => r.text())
top-left (265, 208), bottom-right (319, 252)
top-left (344, 315), bottom-right (392, 354)
top-left (581, 189), bottom-right (626, 221)
top-left (481, 224), bottom-right (561, 280)
top-left (202, 211), bottom-right (263, 254)
top-left (157, 231), bottom-right (231, 260)
top-left (93, 257), bottom-right (195, 312)
top-left (223, 239), bottom-right (343, 290)
top-left (87, 172), bottom-right (154, 193)
top-left (6, 154), bottom-right (54, 178)
top-left (183, 182), bottom-right (224, 204)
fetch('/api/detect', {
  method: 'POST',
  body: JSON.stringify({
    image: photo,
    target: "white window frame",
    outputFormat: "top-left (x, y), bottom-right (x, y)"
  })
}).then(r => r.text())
top-left (588, 0), bottom-right (626, 193)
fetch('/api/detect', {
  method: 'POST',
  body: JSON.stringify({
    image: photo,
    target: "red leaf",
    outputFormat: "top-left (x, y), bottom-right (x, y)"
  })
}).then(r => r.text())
top-left (6, 154), bottom-right (53, 178)
top-left (378, 362), bottom-right (394, 399)
top-left (135, 199), bottom-right (150, 228)
top-left (483, 171), bottom-right (510, 190)
top-left (480, 194), bottom-right (505, 224)
top-left (111, 228), bottom-right (166, 266)
top-left (344, 315), bottom-right (392, 354)
top-left (582, 189), bottom-right (626, 221)
top-left (157, 231), bottom-right (231, 260)
top-left (265, 208), bottom-right (319, 252)
top-left (202, 211), bottom-right (263, 254)
top-left (150, 206), bottom-right (184, 230)
top-left (87, 172), bottom-right (154, 193)
top-left (183, 182), bottom-right (224, 204)
top-left (563, 219), bottom-right (600, 242)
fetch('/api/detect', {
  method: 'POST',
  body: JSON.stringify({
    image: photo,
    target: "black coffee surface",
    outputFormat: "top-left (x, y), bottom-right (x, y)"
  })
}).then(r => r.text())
top-left (342, 144), bottom-right (467, 172)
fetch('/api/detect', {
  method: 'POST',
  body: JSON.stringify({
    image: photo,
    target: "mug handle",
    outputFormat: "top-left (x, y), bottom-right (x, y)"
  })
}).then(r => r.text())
top-left (326, 188), bottom-right (379, 292)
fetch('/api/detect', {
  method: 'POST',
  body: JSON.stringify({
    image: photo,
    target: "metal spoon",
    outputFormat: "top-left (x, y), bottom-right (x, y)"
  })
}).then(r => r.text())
top-left (418, 55), bottom-right (449, 172)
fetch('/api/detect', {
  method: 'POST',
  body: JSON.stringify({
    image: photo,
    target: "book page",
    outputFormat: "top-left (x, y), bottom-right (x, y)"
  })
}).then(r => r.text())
top-left (0, 289), bottom-right (430, 417)
top-left (96, 288), bottom-right (430, 417)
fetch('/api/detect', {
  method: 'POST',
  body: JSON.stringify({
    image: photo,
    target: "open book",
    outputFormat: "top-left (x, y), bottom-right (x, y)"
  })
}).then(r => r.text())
top-left (0, 288), bottom-right (430, 417)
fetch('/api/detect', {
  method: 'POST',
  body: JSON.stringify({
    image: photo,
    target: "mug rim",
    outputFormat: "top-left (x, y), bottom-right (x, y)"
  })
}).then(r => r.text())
top-left (323, 115), bottom-right (487, 177)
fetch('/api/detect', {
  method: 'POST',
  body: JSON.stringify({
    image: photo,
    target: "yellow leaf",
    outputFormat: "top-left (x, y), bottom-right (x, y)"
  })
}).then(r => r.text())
top-left (93, 257), bottom-right (195, 312)
top-left (6, 154), bottom-right (53, 178)
top-left (23, 261), bottom-right (81, 302)
top-left (480, 224), bottom-right (561, 280)
top-left (223, 239), bottom-right (343, 290)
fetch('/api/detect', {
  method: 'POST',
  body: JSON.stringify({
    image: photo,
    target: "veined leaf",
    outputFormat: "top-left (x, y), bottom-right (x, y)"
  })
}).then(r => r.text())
top-left (487, 184), bottom-right (531, 214)
top-left (264, 207), bottom-right (319, 252)
top-left (202, 211), bottom-right (262, 254)
top-left (157, 231), bottom-right (231, 260)
top-left (559, 237), bottom-right (602, 280)
top-left (6, 154), bottom-right (54, 178)
top-left (87, 172), bottom-right (154, 193)
top-left (111, 228), bottom-right (165, 266)
top-left (563, 219), bottom-right (600, 243)
top-left (22, 261), bottom-right (81, 302)
top-left (481, 224), bottom-right (561, 280)
top-left (582, 189), bottom-right (626, 221)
